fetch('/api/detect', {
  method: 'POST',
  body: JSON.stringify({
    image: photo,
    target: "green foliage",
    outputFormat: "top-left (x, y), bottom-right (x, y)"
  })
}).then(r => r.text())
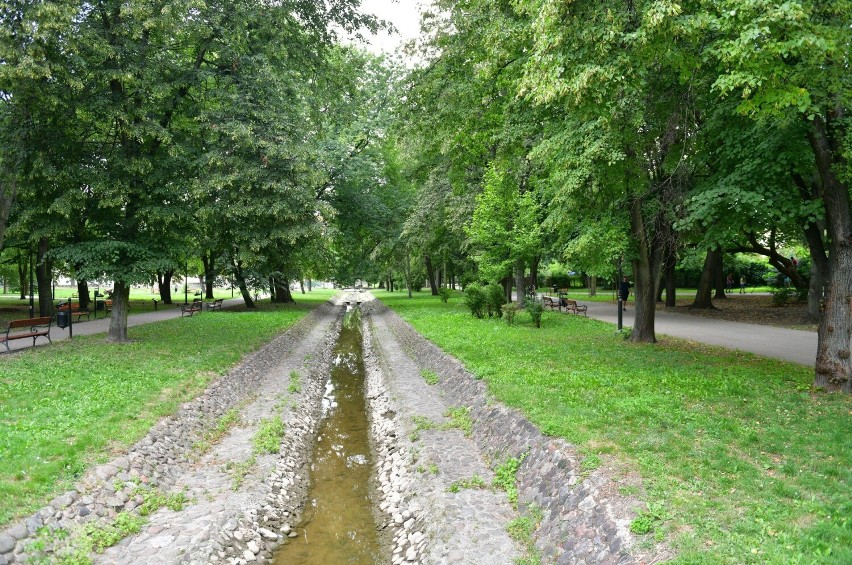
top-left (421, 369), bottom-right (440, 385)
top-left (485, 284), bottom-right (506, 318)
top-left (378, 291), bottom-right (852, 563)
top-left (448, 475), bottom-right (487, 492)
top-left (288, 371), bottom-right (302, 394)
top-left (526, 300), bottom-right (544, 328)
top-left (438, 287), bottom-right (451, 303)
top-left (252, 417), bottom-right (285, 455)
top-left (493, 453), bottom-right (527, 507)
top-left (502, 302), bottom-right (520, 325)
top-left (463, 283), bottom-right (487, 318)
top-left (771, 287), bottom-right (795, 307)
top-left (629, 502), bottom-right (671, 536)
top-left (507, 504), bottom-right (544, 565)
top-left (443, 406), bottom-right (473, 436)
top-left (224, 456), bottom-right (257, 491)
top-left (193, 408), bottom-right (242, 455)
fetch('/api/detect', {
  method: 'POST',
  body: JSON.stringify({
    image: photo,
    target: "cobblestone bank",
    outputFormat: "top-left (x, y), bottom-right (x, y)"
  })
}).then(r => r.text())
top-left (0, 301), bottom-right (342, 565)
top-left (362, 301), bottom-right (522, 564)
top-left (369, 299), bottom-right (668, 565)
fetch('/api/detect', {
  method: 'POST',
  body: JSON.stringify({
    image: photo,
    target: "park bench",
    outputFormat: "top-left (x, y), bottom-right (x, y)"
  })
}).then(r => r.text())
top-left (1, 317), bottom-right (52, 353)
top-left (181, 299), bottom-right (203, 317)
top-left (205, 298), bottom-right (224, 311)
top-left (542, 296), bottom-right (561, 311)
top-left (563, 299), bottom-right (588, 316)
top-left (57, 302), bottom-right (90, 322)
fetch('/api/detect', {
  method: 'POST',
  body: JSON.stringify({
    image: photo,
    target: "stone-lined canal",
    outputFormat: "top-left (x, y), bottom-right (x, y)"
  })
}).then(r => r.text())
top-left (274, 308), bottom-right (385, 563)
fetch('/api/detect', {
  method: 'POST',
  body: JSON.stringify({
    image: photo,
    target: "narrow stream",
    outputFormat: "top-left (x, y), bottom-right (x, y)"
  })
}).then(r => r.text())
top-left (274, 307), bottom-right (384, 563)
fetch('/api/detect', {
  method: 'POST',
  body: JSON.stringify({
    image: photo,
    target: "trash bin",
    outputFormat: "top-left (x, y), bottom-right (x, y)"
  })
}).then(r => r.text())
top-left (56, 308), bottom-right (70, 329)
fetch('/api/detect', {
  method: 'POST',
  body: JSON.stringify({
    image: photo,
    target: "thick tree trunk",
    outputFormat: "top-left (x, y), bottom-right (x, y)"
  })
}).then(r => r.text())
top-left (628, 198), bottom-right (665, 343)
top-left (157, 270), bottom-right (174, 304)
top-left (804, 221), bottom-right (828, 322)
top-left (692, 247), bottom-right (719, 309)
top-left (530, 255), bottom-right (540, 289)
top-left (36, 238), bottom-right (53, 317)
top-left (424, 254), bottom-right (438, 296)
top-left (77, 279), bottom-right (91, 310)
top-left (502, 276), bottom-right (512, 303)
top-left (664, 259), bottom-right (677, 307)
top-left (589, 275), bottom-right (597, 297)
top-left (201, 252), bottom-right (216, 299)
top-left (808, 116), bottom-right (851, 392)
top-left (514, 258), bottom-right (526, 308)
top-left (714, 250), bottom-right (726, 299)
top-left (233, 260), bottom-right (255, 308)
top-left (0, 177), bottom-right (16, 253)
top-left (106, 281), bottom-right (131, 343)
top-left (276, 281), bottom-right (294, 303)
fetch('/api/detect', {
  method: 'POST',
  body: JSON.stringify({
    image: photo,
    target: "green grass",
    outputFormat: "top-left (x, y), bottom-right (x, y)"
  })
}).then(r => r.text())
top-left (252, 417), bottom-right (285, 454)
top-left (0, 290), bottom-right (334, 527)
top-left (376, 290), bottom-right (851, 564)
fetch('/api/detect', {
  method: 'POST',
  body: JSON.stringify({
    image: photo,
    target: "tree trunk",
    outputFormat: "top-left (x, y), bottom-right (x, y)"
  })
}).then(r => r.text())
top-left (713, 250), bottom-right (726, 299)
top-left (308, 279), bottom-right (312, 292)
top-left (628, 197), bottom-right (664, 343)
top-left (692, 247), bottom-right (719, 309)
top-left (589, 275), bottom-right (597, 297)
top-left (808, 116), bottom-right (851, 392)
top-left (514, 257), bottom-right (526, 308)
top-left (201, 252), bottom-right (216, 299)
top-left (157, 270), bottom-right (174, 304)
top-left (803, 220), bottom-right (828, 322)
top-left (664, 258), bottom-right (677, 307)
top-left (502, 276), bottom-right (512, 303)
top-left (273, 279), bottom-right (294, 303)
top-left (36, 237), bottom-right (53, 317)
top-left (233, 260), bottom-right (255, 308)
top-left (106, 281), bottom-right (131, 343)
top-left (17, 256), bottom-right (25, 300)
top-left (530, 255), bottom-right (540, 289)
top-left (300, 279), bottom-right (305, 294)
top-left (0, 177), bottom-right (16, 253)
top-left (77, 279), bottom-right (91, 310)
top-left (424, 254), bottom-right (438, 296)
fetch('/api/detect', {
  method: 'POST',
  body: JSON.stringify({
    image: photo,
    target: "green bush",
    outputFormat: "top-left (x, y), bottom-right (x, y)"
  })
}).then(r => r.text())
top-left (770, 286), bottom-right (794, 306)
top-left (438, 287), bottom-right (451, 303)
top-left (526, 299), bottom-right (544, 328)
top-left (502, 302), bottom-right (520, 325)
top-left (464, 283), bottom-right (486, 318)
top-left (485, 284), bottom-right (506, 318)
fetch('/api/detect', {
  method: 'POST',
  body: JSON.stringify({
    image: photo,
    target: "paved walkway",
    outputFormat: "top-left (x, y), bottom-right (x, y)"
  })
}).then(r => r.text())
top-left (2, 297), bottom-right (250, 354)
top-left (582, 300), bottom-right (818, 366)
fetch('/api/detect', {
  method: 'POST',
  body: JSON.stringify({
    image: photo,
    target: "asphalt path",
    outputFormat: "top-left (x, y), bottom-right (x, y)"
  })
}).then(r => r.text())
top-left (582, 300), bottom-right (818, 367)
top-left (1, 297), bottom-right (249, 355)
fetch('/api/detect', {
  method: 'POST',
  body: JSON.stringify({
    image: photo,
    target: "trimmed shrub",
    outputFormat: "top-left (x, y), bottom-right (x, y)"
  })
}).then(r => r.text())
top-left (464, 283), bottom-right (486, 318)
top-left (485, 284), bottom-right (506, 318)
top-left (502, 302), bottom-right (520, 325)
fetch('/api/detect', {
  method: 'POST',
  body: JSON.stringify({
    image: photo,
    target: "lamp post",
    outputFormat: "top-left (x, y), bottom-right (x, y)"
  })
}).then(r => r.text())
top-left (617, 257), bottom-right (623, 332)
top-left (28, 248), bottom-right (34, 319)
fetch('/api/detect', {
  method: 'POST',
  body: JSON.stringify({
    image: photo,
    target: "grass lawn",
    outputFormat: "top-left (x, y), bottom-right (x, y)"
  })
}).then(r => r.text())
top-left (0, 289), bottom-right (335, 527)
top-left (376, 290), bottom-right (850, 564)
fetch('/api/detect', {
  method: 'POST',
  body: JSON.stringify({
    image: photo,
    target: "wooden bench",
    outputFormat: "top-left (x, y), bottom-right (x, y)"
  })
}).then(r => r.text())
top-left (181, 299), bottom-right (203, 317)
top-left (1, 317), bottom-right (52, 353)
top-left (542, 296), bottom-right (561, 311)
top-left (57, 302), bottom-right (91, 322)
top-left (205, 298), bottom-right (224, 311)
top-left (563, 299), bottom-right (588, 316)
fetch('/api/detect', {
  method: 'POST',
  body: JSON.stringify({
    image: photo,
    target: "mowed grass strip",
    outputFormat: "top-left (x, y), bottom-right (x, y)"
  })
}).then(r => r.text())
top-left (377, 290), bottom-right (851, 564)
top-left (0, 291), bottom-right (335, 527)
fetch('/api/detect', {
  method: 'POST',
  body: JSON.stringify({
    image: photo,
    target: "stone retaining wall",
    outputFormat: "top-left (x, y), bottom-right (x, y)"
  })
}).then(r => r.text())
top-left (372, 300), bottom-right (667, 565)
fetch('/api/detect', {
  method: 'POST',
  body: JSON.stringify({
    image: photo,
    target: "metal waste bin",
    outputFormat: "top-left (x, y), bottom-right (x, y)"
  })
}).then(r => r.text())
top-left (56, 307), bottom-right (70, 329)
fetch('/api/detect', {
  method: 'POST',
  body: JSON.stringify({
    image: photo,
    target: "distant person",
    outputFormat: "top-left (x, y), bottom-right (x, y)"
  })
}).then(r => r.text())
top-left (619, 276), bottom-right (630, 311)
top-left (790, 256), bottom-right (798, 269)
top-left (726, 273), bottom-right (734, 291)
top-left (739, 276), bottom-right (746, 294)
